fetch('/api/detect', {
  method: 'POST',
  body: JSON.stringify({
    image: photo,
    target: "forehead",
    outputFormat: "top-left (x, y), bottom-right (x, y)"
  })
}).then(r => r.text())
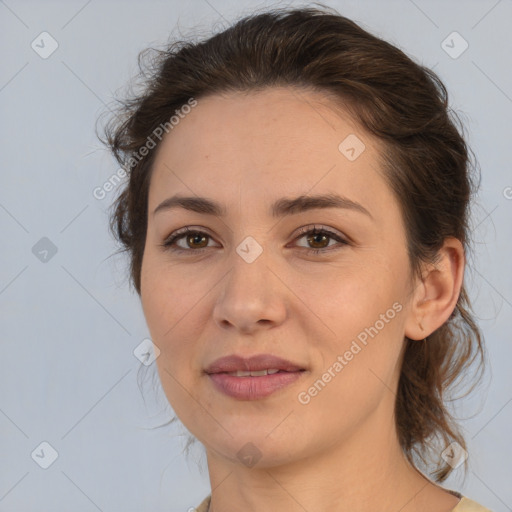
top-left (148, 87), bottom-right (393, 217)
top-left (153, 86), bottom-right (368, 167)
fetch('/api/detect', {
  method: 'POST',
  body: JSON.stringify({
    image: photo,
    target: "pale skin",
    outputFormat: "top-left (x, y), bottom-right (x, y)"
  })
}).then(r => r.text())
top-left (140, 87), bottom-right (465, 512)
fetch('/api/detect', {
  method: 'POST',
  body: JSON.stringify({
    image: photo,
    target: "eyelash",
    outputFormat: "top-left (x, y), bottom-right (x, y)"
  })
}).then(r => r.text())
top-left (160, 225), bottom-right (349, 256)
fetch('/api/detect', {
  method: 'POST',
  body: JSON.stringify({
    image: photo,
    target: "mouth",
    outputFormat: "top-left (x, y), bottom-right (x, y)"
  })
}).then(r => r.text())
top-left (205, 353), bottom-right (307, 400)
top-left (205, 353), bottom-right (305, 374)
top-left (223, 368), bottom-right (292, 377)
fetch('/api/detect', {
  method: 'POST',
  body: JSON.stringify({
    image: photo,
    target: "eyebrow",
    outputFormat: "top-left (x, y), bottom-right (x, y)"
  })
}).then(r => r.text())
top-left (153, 193), bottom-right (373, 219)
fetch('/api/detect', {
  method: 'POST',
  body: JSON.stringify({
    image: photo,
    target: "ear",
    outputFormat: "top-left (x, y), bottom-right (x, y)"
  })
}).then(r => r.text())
top-left (404, 237), bottom-right (465, 341)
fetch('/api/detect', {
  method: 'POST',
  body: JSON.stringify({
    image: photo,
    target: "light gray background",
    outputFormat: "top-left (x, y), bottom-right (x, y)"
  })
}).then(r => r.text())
top-left (1, 0), bottom-right (511, 511)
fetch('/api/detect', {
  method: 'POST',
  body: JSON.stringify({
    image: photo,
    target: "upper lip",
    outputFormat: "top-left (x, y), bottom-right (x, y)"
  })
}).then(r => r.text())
top-left (205, 354), bottom-right (305, 374)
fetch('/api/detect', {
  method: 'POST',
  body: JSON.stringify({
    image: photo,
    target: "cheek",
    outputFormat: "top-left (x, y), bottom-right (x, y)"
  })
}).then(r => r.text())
top-left (140, 274), bottom-right (199, 418)
top-left (296, 267), bottom-right (406, 415)
top-left (294, 257), bottom-right (402, 342)
top-left (297, 316), bottom-right (405, 442)
top-left (140, 254), bottom-right (209, 390)
top-left (141, 251), bottom-right (202, 339)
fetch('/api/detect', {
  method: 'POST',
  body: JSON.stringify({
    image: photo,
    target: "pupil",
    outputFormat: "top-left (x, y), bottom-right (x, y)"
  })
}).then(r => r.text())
top-left (309, 233), bottom-right (327, 248)
top-left (190, 234), bottom-right (207, 248)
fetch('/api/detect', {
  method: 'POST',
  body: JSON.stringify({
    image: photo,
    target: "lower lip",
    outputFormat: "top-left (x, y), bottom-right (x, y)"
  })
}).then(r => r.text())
top-left (207, 371), bottom-right (305, 400)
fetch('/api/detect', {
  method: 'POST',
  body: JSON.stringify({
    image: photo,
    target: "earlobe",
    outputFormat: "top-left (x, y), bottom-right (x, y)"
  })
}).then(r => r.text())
top-left (404, 237), bottom-right (465, 341)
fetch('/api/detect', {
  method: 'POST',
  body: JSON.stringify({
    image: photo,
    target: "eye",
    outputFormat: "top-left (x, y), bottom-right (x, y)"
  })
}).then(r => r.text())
top-left (292, 225), bottom-right (349, 254)
top-left (160, 225), bottom-right (349, 255)
top-left (161, 227), bottom-right (218, 253)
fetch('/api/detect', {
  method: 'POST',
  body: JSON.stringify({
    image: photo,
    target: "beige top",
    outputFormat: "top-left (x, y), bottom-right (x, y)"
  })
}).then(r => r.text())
top-left (194, 492), bottom-right (492, 512)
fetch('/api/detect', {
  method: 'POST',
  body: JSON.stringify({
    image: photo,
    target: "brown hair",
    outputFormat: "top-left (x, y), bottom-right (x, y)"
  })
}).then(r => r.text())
top-left (99, 4), bottom-right (485, 482)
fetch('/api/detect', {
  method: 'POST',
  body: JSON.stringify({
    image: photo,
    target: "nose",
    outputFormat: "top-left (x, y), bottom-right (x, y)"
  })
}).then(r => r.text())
top-left (212, 248), bottom-right (288, 335)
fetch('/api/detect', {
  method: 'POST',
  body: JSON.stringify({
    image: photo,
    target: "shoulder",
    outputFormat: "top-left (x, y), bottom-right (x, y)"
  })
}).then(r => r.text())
top-left (452, 496), bottom-right (493, 512)
top-left (194, 495), bottom-right (211, 512)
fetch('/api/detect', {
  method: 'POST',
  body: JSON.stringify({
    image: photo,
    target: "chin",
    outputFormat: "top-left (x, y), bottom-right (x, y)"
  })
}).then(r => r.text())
top-left (196, 425), bottom-right (311, 469)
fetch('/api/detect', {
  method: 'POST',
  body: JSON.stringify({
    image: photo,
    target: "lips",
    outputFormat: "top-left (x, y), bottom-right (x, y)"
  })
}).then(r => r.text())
top-left (204, 353), bottom-right (307, 400)
top-left (204, 353), bottom-right (305, 374)
top-left (226, 369), bottom-right (281, 376)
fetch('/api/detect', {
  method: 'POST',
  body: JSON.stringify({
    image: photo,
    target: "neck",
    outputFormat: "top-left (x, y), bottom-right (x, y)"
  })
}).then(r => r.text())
top-left (204, 404), bottom-right (456, 512)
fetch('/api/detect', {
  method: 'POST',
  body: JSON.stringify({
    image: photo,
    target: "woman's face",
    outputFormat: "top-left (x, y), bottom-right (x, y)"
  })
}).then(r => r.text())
top-left (140, 87), bottom-right (417, 467)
